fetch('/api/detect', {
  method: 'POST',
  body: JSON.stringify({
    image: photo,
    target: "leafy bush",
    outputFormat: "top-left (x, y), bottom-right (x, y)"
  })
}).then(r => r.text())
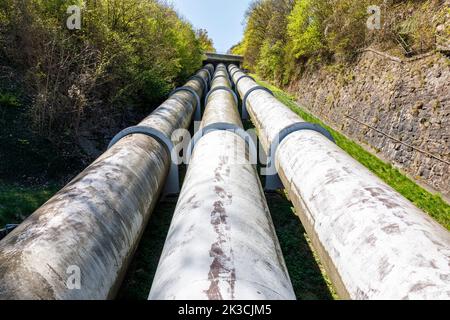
top-left (238, 0), bottom-right (443, 83)
top-left (0, 0), bottom-right (212, 149)
top-left (197, 29), bottom-right (216, 53)
top-left (256, 40), bottom-right (285, 80)
top-left (324, 0), bottom-right (372, 61)
top-left (287, 0), bottom-right (326, 59)
top-left (0, 92), bottom-right (20, 108)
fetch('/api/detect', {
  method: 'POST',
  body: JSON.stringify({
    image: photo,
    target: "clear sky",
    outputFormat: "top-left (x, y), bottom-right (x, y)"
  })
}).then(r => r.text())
top-left (169, 0), bottom-right (252, 53)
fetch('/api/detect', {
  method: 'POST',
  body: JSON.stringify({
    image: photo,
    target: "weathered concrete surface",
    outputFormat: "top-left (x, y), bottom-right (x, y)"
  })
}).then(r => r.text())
top-left (229, 68), bottom-right (300, 154)
top-left (149, 65), bottom-right (295, 300)
top-left (230, 65), bottom-right (450, 300)
top-left (278, 131), bottom-right (450, 300)
top-left (202, 70), bottom-right (241, 128)
top-left (0, 67), bottom-right (212, 300)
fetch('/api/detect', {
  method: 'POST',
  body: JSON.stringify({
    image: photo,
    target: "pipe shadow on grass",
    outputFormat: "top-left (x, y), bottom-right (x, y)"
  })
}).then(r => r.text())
top-left (266, 192), bottom-right (334, 300)
top-left (117, 196), bottom-right (178, 300)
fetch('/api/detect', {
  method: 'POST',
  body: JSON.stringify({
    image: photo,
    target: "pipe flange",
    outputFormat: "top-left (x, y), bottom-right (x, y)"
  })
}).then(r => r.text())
top-left (230, 68), bottom-right (240, 79)
top-left (188, 75), bottom-right (208, 93)
top-left (212, 74), bottom-right (231, 85)
top-left (235, 75), bottom-right (255, 89)
top-left (204, 86), bottom-right (239, 106)
top-left (267, 122), bottom-right (335, 163)
top-left (202, 68), bottom-right (213, 83)
top-left (264, 122), bottom-right (335, 191)
top-left (170, 87), bottom-right (202, 121)
top-left (241, 86), bottom-right (274, 120)
top-left (186, 122), bottom-right (258, 164)
top-left (212, 75), bottom-right (232, 87)
top-left (108, 126), bottom-right (180, 195)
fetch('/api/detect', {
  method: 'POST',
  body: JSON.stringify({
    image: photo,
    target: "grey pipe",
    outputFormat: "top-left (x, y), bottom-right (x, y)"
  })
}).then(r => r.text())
top-left (229, 65), bottom-right (450, 300)
top-left (148, 64), bottom-right (296, 300)
top-left (0, 66), bottom-right (213, 300)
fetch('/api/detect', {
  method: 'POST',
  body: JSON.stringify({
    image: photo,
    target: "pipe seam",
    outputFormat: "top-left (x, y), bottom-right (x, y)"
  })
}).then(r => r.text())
top-left (170, 87), bottom-right (202, 121)
top-left (264, 122), bottom-right (335, 191)
top-left (189, 75), bottom-right (209, 93)
top-left (235, 75), bottom-right (255, 89)
top-left (204, 86), bottom-right (239, 106)
top-left (108, 125), bottom-right (180, 194)
top-left (241, 86), bottom-right (274, 120)
top-left (202, 67), bottom-right (213, 83)
top-left (267, 122), bottom-right (336, 165)
top-left (212, 75), bottom-right (231, 86)
top-left (186, 122), bottom-right (258, 164)
top-left (230, 68), bottom-right (240, 80)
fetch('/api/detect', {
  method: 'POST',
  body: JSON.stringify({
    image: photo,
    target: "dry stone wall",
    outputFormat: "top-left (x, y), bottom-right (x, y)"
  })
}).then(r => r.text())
top-left (286, 50), bottom-right (449, 197)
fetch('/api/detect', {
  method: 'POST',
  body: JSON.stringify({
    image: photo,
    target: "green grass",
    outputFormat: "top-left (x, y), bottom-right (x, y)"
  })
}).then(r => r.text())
top-left (118, 196), bottom-right (178, 300)
top-left (255, 77), bottom-right (450, 231)
top-left (0, 182), bottom-right (58, 227)
top-left (266, 192), bottom-right (336, 300)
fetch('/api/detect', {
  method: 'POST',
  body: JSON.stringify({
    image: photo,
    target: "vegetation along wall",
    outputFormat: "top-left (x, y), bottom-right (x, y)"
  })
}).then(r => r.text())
top-left (233, 0), bottom-right (450, 197)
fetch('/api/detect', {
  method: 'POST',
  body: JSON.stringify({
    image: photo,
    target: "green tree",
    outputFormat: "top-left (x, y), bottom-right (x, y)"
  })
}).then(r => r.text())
top-left (0, 0), bottom-right (204, 151)
top-left (196, 29), bottom-right (216, 53)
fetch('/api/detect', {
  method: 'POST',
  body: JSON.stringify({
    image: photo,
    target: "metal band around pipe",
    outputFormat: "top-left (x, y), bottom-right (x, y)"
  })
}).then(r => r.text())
top-left (189, 75), bottom-right (209, 93)
top-left (235, 75), bottom-right (255, 89)
top-left (202, 68), bottom-right (213, 83)
top-left (242, 86), bottom-right (274, 120)
top-left (265, 122), bottom-right (335, 191)
top-left (171, 87), bottom-right (202, 121)
top-left (230, 68), bottom-right (240, 79)
top-left (204, 86), bottom-right (239, 106)
top-left (186, 122), bottom-right (258, 164)
top-left (212, 74), bottom-right (231, 86)
top-left (108, 126), bottom-right (179, 194)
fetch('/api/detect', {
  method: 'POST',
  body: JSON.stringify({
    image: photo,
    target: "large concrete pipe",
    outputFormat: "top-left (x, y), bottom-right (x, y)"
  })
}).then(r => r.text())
top-left (149, 64), bottom-right (296, 300)
top-left (0, 66), bottom-right (213, 300)
top-left (229, 65), bottom-right (450, 300)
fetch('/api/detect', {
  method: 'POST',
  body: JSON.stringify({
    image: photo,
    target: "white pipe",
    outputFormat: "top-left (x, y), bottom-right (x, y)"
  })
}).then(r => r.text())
top-left (0, 67), bottom-right (213, 300)
top-left (229, 65), bottom-right (450, 300)
top-left (149, 64), bottom-right (296, 300)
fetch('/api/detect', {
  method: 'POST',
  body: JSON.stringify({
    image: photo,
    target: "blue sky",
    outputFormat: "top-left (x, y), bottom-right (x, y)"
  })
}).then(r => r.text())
top-left (169, 0), bottom-right (252, 53)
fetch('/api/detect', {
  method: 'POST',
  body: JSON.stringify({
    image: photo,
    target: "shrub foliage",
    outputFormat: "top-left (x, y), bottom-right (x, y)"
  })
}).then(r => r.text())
top-left (234, 0), bottom-right (447, 84)
top-left (0, 0), bottom-right (212, 147)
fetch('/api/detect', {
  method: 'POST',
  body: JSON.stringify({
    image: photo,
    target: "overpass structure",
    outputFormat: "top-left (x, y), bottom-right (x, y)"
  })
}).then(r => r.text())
top-left (204, 52), bottom-right (244, 68)
top-left (0, 58), bottom-right (449, 300)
